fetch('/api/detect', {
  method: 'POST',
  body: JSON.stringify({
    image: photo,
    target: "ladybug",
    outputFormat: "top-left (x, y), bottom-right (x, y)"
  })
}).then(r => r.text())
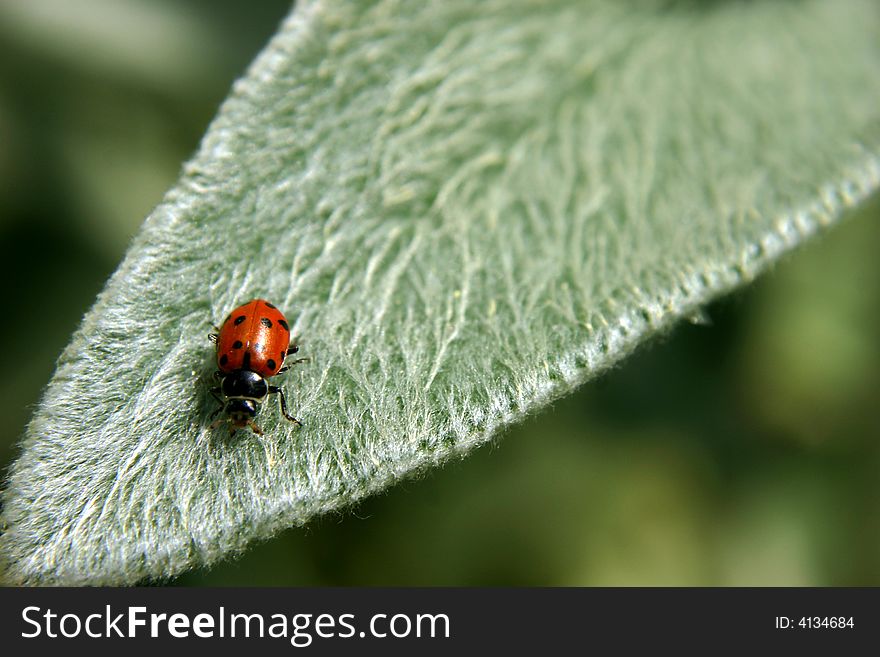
top-left (208, 299), bottom-right (306, 434)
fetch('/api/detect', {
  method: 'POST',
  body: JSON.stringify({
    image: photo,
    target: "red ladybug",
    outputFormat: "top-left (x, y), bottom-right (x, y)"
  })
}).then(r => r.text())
top-left (209, 299), bottom-right (306, 434)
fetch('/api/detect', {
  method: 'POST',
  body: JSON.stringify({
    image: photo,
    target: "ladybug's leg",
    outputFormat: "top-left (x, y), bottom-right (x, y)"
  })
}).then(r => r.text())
top-left (287, 345), bottom-right (299, 355)
top-left (209, 388), bottom-right (225, 419)
top-left (248, 421), bottom-right (264, 436)
top-left (278, 357), bottom-right (310, 374)
top-left (277, 358), bottom-right (309, 374)
top-left (269, 386), bottom-right (302, 426)
top-left (208, 325), bottom-right (221, 343)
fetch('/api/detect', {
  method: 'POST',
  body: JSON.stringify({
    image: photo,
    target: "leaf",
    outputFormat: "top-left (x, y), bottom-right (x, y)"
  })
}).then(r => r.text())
top-left (2, 0), bottom-right (878, 585)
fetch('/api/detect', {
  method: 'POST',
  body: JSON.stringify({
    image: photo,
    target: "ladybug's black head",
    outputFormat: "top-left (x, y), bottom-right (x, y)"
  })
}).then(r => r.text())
top-left (225, 399), bottom-right (257, 428)
top-left (221, 369), bottom-right (268, 401)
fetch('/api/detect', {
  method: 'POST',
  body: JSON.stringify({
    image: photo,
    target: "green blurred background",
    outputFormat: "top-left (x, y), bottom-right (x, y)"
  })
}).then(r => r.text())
top-left (1, 0), bottom-right (878, 586)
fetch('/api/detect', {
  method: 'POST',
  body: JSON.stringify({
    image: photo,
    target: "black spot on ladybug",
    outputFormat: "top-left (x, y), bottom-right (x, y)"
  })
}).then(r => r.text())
top-left (278, 319), bottom-right (289, 332)
top-left (219, 354), bottom-right (228, 366)
top-left (261, 317), bottom-right (273, 328)
top-left (242, 351), bottom-right (252, 369)
top-left (267, 359), bottom-right (277, 371)
top-left (234, 315), bottom-right (246, 325)
top-left (265, 302), bottom-right (277, 309)
top-left (232, 340), bottom-right (243, 349)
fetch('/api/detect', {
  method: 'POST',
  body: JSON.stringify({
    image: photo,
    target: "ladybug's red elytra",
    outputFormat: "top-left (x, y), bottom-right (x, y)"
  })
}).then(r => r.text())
top-left (208, 299), bottom-right (306, 434)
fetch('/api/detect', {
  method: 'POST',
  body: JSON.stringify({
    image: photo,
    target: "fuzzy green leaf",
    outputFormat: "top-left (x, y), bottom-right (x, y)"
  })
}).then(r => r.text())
top-left (2, 0), bottom-right (879, 585)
